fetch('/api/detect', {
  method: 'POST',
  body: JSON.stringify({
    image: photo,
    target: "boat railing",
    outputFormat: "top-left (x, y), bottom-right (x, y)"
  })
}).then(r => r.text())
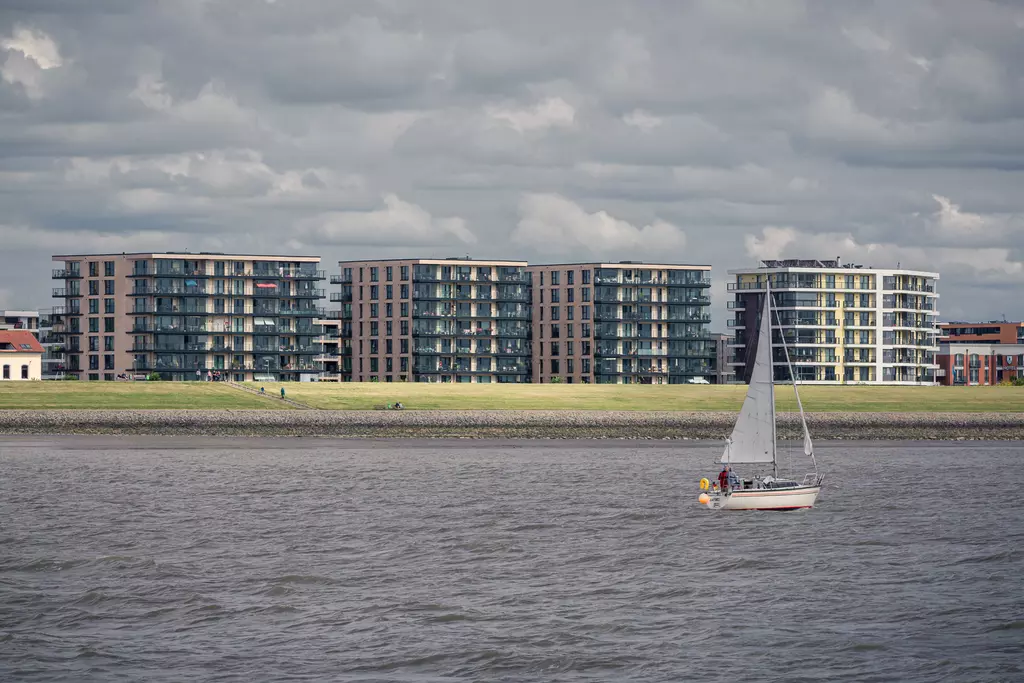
top-left (802, 473), bottom-right (821, 486)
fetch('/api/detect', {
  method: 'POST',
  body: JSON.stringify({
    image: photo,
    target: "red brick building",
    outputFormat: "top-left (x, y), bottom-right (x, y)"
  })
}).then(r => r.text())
top-left (939, 321), bottom-right (1024, 345)
top-left (937, 343), bottom-right (1024, 385)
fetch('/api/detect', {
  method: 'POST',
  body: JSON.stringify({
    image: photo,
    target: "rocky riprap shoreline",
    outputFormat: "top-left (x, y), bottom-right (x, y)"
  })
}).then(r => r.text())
top-left (1, 410), bottom-right (1023, 440)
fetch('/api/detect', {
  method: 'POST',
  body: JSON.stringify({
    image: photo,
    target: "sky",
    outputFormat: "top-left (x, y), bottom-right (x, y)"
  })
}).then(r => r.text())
top-left (1, 0), bottom-right (1023, 327)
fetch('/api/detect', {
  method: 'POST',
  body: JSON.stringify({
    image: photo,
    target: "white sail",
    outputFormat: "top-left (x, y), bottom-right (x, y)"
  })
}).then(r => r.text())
top-left (722, 287), bottom-right (775, 465)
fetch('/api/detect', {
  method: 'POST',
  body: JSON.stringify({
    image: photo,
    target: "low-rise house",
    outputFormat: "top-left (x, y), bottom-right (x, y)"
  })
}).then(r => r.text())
top-left (0, 330), bottom-right (45, 380)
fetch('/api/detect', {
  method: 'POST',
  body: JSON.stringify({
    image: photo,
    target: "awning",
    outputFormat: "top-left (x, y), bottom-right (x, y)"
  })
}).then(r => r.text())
top-left (255, 317), bottom-right (275, 325)
top-left (256, 283), bottom-right (277, 288)
top-left (185, 280), bottom-right (197, 286)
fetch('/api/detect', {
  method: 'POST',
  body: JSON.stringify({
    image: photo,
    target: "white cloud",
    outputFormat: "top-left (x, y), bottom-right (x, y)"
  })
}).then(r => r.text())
top-left (513, 193), bottom-right (685, 255)
top-left (296, 194), bottom-right (475, 246)
top-left (1, 26), bottom-right (63, 99)
top-left (623, 109), bottom-right (662, 132)
top-left (931, 194), bottom-right (983, 235)
top-left (485, 97), bottom-right (576, 133)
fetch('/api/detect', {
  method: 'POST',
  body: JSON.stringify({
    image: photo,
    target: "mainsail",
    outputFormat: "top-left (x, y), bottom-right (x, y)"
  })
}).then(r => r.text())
top-left (721, 287), bottom-right (775, 465)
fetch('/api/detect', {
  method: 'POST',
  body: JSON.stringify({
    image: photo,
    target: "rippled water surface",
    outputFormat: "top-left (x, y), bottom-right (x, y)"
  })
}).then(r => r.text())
top-left (2, 437), bottom-right (1022, 682)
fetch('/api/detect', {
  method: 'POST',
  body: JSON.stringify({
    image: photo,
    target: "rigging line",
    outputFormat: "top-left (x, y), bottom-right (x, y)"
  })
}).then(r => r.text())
top-left (772, 294), bottom-right (817, 477)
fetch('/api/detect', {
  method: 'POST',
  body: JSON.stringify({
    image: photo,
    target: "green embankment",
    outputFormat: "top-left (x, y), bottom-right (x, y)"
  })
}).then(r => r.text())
top-left (1, 382), bottom-right (1022, 412)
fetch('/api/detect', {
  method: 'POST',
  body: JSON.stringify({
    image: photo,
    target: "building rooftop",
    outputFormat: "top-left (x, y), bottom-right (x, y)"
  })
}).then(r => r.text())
top-left (529, 261), bottom-right (711, 269)
top-left (52, 252), bottom-right (321, 261)
top-left (0, 330), bottom-right (44, 354)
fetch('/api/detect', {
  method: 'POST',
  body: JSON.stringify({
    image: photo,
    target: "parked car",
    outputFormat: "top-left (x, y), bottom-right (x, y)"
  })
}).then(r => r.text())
top-left (688, 377), bottom-right (711, 384)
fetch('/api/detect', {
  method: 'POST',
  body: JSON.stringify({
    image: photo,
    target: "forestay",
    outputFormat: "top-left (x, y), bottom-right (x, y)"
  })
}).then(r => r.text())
top-left (721, 287), bottom-right (775, 465)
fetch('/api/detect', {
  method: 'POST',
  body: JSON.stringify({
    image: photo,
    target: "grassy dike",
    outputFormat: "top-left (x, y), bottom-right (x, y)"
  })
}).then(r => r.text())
top-left (1, 383), bottom-right (1023, 439)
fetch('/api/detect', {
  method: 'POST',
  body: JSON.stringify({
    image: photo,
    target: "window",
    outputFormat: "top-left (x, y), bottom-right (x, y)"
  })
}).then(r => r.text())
top-left (89, 299), bottom-right (99, 314)
top-left (582, 288), bottom-right (591, 302)
top-left (386, 320), bottom-right (393, 335)
top-left (582, 305), bottom-right (591, 320)
top-left (582, 270), bottom-right (591, 285)
top-left (89, 336), bottom-right (99, 352)
top-left (551, 324), bottom-right (560, 339)
top-left (370, 357), bottom-right (379, 372)
top-left (400, 357), bottom-right (408, 371)
top-left (370, 321), bottom-right (379, 336)
top-left (401, 302), bottom-right (409, 317)
top-left (567, 323), bottom-right (574, 338)
top-left (386, 303), bottom-right (393, 318)
top-left (401, 320), bottom-right (409, 335)
top-left (551, 271), bottom-right (560, 286)
top-left (370, 267), bottom-right (379, 282)
top-left (386, 339), bottom-right (393, 354)
top-left (89, 318), bottom-right (99, 333)
top-left (370, 303), bottom-right (379, 318)
top-left (567, 271), bottom-right (575, 285)
top-left (386, 266), bottom-right (393, 281)
top-left (567, 288), bottom-right (574, 303)
top-left (567, 306), bottom-right (574, 321)
top-left (551, 307), bottom-right (560, 321)
top-left (582, 357), bottom-right (591, 373)
top-left (89, 355), bottom-right (99, 370)
top-left (550, 289), bottom-right (560, 303)
top-left (550, 358), bottom-right (560, 373)
top-left (386, 358), bottom-right (393, 372)
top-left (2, 365), bottom-right (8, 379)
top-left (88, 373), bottom-right (99, 381)
top-left (104, 298), bottom-right (115, 314)
top-left (104, 336), bottom-right (114, 351)
top-left (566, 341), bottom-right (574, 356)
top-left (370, 339), bottom-right (379, 354)
top-left (539, 289), bottom-right (544, 304)
top-left (104, 261), bottom-right (115, 276)
top-left (104, 280), bottom-right (115, 295)
top-left (105, 318), bottom-right (115, 333)
top-left (400, 284), bottom-right (409, 298)
top-left (370, 285), bottom-right (379, 300)
top-left (551, 341), bottom-right (560, 356)
top-left (401, 265), bottom-right (409, 280)
top-left (385, 285), bottom-right (393, 299)
top-left (89, 262), bottom-right (98, 277)
top-left (566, 358), bottom-right (574, 374)
top-left (539, 272), bottom-right (544, 286)
top-left (401, 339), bottom-right (409, 354)
top-left (104, 355), bottom-right (115, 370)
top-left (104, 373), bottom-right (114, 381)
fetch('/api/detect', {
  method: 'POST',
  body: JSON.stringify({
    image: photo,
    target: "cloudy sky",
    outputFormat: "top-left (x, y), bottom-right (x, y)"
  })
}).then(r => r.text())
top-left (2, 0), bottom-right (1023, 325)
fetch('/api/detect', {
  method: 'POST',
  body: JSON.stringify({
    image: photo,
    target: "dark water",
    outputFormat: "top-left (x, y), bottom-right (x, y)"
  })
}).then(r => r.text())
top-left (1, 437), bottom-right (1022, 682)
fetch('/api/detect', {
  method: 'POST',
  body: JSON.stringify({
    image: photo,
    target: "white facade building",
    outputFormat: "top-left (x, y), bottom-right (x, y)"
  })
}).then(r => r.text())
top-left (727, 259), bottom-right (940, 385)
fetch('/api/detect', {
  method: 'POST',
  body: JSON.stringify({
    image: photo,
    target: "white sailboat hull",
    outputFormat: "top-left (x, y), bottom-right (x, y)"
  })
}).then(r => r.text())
top-left (705, 485), bottom-right (820, 511)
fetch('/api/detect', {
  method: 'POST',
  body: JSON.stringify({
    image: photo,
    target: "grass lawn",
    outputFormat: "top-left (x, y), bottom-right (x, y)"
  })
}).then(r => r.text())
top-left (0, 382), bottom-right (280, 410)
top-left (274, 383), bottom-right (1024, 412)
top-left (1, 382), bottom-right (1022, 412)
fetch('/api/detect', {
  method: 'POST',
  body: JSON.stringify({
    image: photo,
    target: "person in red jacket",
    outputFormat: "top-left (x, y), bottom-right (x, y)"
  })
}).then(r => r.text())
top-left (718, 465), bottom-right (731, 492)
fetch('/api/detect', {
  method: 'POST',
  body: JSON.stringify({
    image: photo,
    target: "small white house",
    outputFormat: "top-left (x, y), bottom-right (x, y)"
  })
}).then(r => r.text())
top-left (0, 330), bottom-right (44, 380)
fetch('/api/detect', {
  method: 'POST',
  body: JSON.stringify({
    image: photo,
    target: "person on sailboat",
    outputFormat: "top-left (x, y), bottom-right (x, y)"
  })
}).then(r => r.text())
top-left (718, 466), bottom-right (731, 492)
top-left (728, 468), bottom-right (741, 490)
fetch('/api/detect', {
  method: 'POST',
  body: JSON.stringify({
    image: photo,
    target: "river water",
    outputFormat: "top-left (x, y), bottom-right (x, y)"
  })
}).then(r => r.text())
top-left (1, 437), bottom-right (1021, 682)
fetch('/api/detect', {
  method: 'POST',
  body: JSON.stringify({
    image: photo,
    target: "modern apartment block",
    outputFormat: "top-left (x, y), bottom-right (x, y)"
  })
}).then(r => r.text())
top-left (711, 332), bottom-right (736, 384)
top-left (337, 258), bottom-right (532, 382)
top-left (939, 321), bottom-right (1024, 345)
top-left (1, 310), bottom-right (40, 331)
top-left (313, 314), bottom-right (343, 381)
top-left (728, 259), bottom-right (940, 385)
top-left (52, 253), bottom-right (325, 381)
top-left (527, 262), bottom-right (713, 384)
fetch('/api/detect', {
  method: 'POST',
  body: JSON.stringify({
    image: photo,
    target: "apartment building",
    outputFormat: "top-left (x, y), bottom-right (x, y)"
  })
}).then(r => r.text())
top-left (528, 262), bottom-right (713, 384)
top-left (337, 258), bottom-right (532, 382)
top-left (937, 343), bottom-right (1024, 385)
top-left (52, 253), bottom-right (325, 381)
top-left (939, 321), bottom-right (1024, 345)
top-left (1, 310), bottom-right (39, 331)
top-left (728, 259), bottom-right (940, 385)
top-left (712, 332), bottom-right (736, 384)
top-left (313, 314), bottom-right (343, 381)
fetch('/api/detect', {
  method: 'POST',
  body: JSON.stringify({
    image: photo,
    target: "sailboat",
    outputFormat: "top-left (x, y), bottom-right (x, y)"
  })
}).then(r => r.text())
top-left (699, 279), bottom-right (823, 511)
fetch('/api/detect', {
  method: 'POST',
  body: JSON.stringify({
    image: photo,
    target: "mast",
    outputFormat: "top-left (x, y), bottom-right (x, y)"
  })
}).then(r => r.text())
top-left (767, 276), bottom-right (778, 477)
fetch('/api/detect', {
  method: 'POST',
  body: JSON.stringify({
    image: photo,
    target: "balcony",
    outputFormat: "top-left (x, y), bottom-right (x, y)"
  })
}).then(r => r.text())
top-left (52, 269), bottom-right (82, 279)
top-left (291, 288), bottom-right (326, 299)
top-left (52, 288), bottom-right (66, 297)
top-left (330, 274), bottom-right (352, 285)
